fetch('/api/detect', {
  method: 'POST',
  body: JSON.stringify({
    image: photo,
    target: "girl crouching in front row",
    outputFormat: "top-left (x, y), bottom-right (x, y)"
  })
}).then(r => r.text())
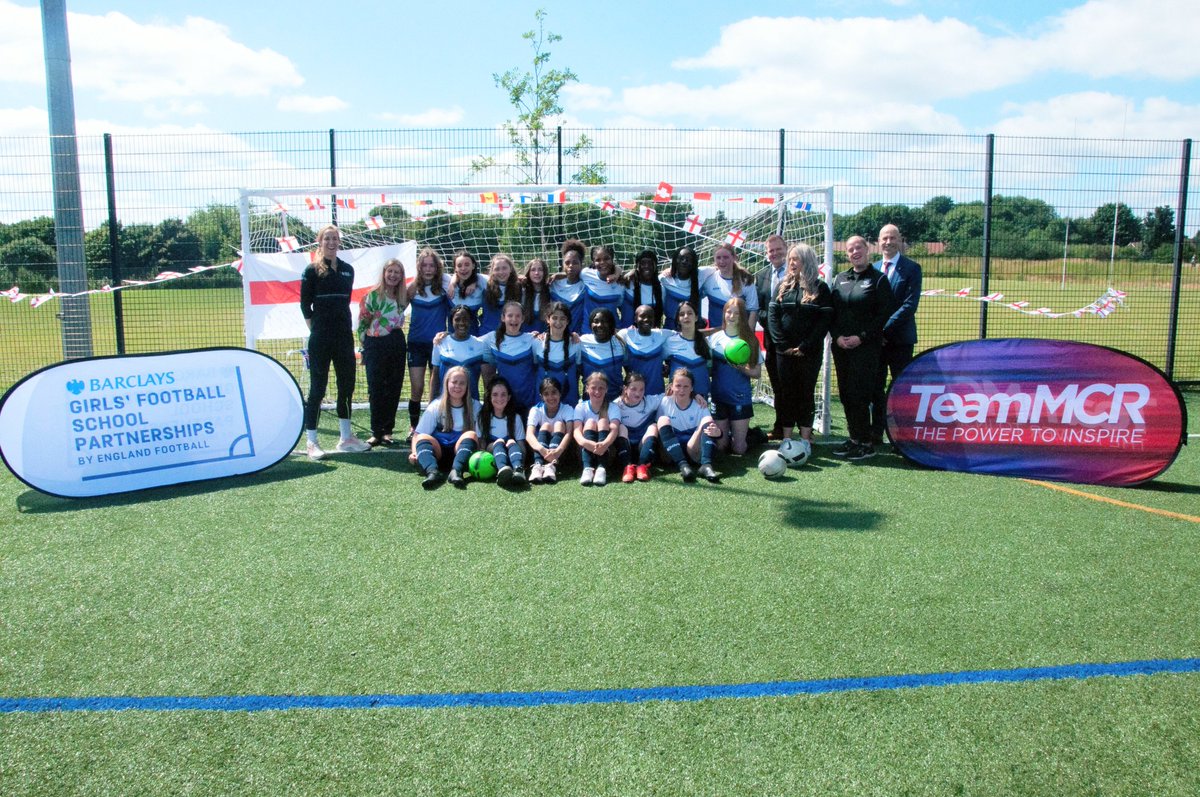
top-left (480, 375), bottom-right (527, 488)
top-left (409, 366), bottom-right (482, 489)
top-left (573, 371), bottom-right (630, 486)
top-left (526, 377), bottom-right (574, 484)
top-left (657, 368), bottom-right (721, 483)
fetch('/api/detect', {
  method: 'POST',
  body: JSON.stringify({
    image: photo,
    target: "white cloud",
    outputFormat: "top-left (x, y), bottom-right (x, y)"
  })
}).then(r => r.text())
top-left (992, 92), bottom-right (1200, 139)
top-left (0, 1), bottom-right (303, 100)
top-left (373, 107), bottom-right (466, 126)
top-left (276, 95), bottom-right (349, 114)
top-left (1035, 0), bottom-right (1200, 80)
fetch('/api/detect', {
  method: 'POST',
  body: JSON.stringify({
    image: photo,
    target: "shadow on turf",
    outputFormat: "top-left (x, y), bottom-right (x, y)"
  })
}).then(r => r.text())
top-left (13, 456), bottom-right (330, 514)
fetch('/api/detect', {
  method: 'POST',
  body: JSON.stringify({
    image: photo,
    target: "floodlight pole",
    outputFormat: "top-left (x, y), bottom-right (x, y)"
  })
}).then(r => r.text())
top-left (41, 0), bottom-right (93, 359)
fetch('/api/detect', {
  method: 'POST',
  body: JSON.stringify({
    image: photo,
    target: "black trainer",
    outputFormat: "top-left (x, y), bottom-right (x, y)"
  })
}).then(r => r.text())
top-left (831, 440), bottom-right (856, 457)
top-left (422, 469), bottom-right (444, 490)
top-left (848, 442), bottom-right (876, 461)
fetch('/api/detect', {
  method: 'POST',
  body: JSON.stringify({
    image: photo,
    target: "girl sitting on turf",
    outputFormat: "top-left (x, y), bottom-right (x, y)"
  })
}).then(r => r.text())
top-left (708, 296), bottom-right (761, 455)
top-left (486, 300), bottom-right (540, 418)
top-left (579, 308), bottom-right (625, 403)
top-left (665, 300), bottom-right (712, 398)
top-left (573, 371), bottom-right (630, 487)
top-left (525, 376), bottom-right (574, 484)
top-left (409, 365), bottom-right (482, 490)
top-left (480, 253), bottom-right (520, 337)
top-left (479, 374), bottom-right (526, 488)
top-left (615, 371), bottom-right (661, 483)
top-left (520, 257), bottom-right (552, 333)
top-left (430, 304), bottom-right (489, 401)
top-left (657, 367), bottom-right (720, 483)
top-left (536, 301), bottom-right (582, 408)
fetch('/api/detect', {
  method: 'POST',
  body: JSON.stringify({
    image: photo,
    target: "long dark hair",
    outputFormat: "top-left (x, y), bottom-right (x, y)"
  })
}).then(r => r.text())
top-left (631, 248), bottom-right (664, 325)
top-left (542, 300), bottom-right (572, 367)
top-left (452, 249), bottom-right (479, 300)
top-left (480, 374), bottom-right (519, 442)
top-left (675, 300), bottom-right (709, 360)
top-left (671, 245), bottom-right (702, 313)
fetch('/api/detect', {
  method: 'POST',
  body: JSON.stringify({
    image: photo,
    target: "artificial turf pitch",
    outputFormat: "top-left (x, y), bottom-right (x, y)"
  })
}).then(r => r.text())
top-left (1, 400), bottom-right (1198, 795)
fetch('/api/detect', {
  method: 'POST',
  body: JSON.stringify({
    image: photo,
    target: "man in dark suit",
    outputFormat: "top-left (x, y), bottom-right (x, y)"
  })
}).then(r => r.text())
top-left (871, 223), bottom-right (921, 444)
top-left (755, 234), bottom-right (790, 439)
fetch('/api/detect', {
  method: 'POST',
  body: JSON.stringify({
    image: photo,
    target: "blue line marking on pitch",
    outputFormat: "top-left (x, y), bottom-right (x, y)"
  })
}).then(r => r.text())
top-left (2, 657), bottom-right (1197, 715)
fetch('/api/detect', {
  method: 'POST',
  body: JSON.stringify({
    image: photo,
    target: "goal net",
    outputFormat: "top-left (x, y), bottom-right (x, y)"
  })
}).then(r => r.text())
top-left (237, 183), bottom-right (836, 431)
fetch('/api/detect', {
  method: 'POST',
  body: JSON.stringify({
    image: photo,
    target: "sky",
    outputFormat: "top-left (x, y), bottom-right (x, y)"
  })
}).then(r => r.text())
top-left (2, 0), bottom-right (1198, 139)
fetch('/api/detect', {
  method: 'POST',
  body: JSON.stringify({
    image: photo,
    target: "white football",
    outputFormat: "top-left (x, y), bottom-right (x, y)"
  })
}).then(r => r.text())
top-left (757, 450), bottom-right (788, 478)
top-left (777, 438), bottom-right (811, 468)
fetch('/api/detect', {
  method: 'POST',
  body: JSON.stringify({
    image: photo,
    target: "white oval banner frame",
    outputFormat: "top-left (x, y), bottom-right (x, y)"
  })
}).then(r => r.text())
top-left (0, 348), bottom-right (303, 498)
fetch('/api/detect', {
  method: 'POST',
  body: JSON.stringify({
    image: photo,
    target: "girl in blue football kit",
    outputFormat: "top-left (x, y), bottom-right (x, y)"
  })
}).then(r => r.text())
top-left (480, 374), bottom-right (527, 488)
top-left (430, 304), bottom-right (489, 400)
top-left (536, 301), bottom-right (581, 407)
top-left (657, 368), bottom-right (720, 483)
top-left (447, 250), bottom-right (486, 335)
top-left (525, 376), bottom-right (574, 484)
top-left (550, 238), bottom-right (588, 334)
top-left (406, 246), bottom-right (451, 433)
top-left (623, 249), bottom-right (665, 328)
top-left (409, 366), bottom-right (482, 489)
top-left (480, 253), bottom-right (520, 336)
top-left (661, 245), bottom-right (711, 331)
top-left (665, 301), bottom-right (712, 397)
top-left (578, 308), bottom-right (625, 403)
top-left (573, 371), bottom-right (630, 487)
top-left (521, 257), bottom-right (552, 333)
top-left (486, 300), bottom-right (541, 418)
top-left (614, 371), bottom-right (661, 483)
top-left (581, 243), bottom-right (627, 326)
top-left (708, 296), bottom-right (761, 455)
top-left (617, 304), bottom-right (671, 395)
top-left (700, 242), bottom-right (759, 330)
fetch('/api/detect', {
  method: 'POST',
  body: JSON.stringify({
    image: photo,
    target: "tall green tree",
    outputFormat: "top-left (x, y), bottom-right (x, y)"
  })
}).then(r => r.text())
top-left (471, 9), bottom-right (605, 185)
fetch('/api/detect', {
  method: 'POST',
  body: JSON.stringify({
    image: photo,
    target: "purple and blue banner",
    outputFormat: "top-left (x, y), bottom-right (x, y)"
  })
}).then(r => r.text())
top-left (887, 339), bottom-right (1186, 486)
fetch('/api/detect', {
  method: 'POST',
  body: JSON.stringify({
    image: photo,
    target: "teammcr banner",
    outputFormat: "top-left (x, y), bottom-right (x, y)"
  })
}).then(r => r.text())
top-left (241, 241), bottom-right (417, 341)
top-left (0, 348), bottom-right (303, 498)
top-left (886, 339), bottom-right (1187, 486)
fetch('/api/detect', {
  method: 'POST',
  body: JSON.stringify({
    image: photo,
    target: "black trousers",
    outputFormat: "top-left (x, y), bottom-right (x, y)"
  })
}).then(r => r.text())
top-left (833, 343), bottom-right (881, 443)
top-left (870, 341), bottom-right (914, 441)
top-left (362, 332), bottom-right (407, 437)
top-left (304, 328), bottom-right (357, 430)
top-left (774, 350), bottom-right (822, 431)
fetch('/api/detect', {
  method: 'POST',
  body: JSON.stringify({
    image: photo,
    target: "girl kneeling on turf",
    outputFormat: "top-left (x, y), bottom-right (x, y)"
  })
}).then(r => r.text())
top-left (657, 368), bottom-right (720, 483)
top-left (480, 374), bottom-right (526, 488)
top-left (573, 371), bottom-right (630, 486)
top-left (409, 366), bottom-right (482, 490)
top-left (615, 371), bottom-right (661, 483)
top-left (526, 377), bottom-right (574, 484)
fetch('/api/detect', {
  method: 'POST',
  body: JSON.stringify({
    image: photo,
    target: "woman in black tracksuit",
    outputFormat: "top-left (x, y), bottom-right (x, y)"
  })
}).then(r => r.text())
top-left (767, 242), bottom-right (832, 445)
top-left (830, 235), bottom-right (894, 460)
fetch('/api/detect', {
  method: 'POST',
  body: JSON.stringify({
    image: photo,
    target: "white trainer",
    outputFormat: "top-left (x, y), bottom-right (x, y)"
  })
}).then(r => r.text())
top-left (579, 467), bottom-right (595, 486)
top-left (592, 466), bottom-right (607, 486)
top-left (335, 436), bottom-right (371, 453)
top-left (529, 463), bottom-right (544, 483)
top-left (542, 463), bottom-right (557, 483)
top-left (306, 441), bottom-right (326, 461)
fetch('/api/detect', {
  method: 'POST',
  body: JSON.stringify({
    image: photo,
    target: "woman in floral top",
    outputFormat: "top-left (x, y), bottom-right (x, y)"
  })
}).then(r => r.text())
top-left (357, 257), bottom-right (409, 446)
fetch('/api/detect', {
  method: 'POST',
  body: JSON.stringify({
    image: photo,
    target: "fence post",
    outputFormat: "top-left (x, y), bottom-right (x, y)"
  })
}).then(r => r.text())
top-left (979, 133), bottom-right (995, 339)
top-left (329, 128), bottom-right (337, 225)
top-left (557, 126), bottom-right (563, 184)
top-left (1165, 138), bottom-right (1191, 380)
top-left (103, 133), bottom-right (124, 355)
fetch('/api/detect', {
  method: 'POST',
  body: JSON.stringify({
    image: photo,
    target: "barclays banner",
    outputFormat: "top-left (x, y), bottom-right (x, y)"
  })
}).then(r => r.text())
top-left (887, 339), bottom-right (1186, 486)
top-left (0, 348), bottom-right (303, 498)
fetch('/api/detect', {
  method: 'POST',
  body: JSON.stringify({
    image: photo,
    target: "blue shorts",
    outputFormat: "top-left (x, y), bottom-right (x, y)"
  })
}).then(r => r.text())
top-left (407, 341), bottom-right (433, 368)
top-left (433, 429), bottom-right (463, 452)
top-left (626, 422), bottom-right (653, 446)
top-left (712, 400), bottom-right (753, 422)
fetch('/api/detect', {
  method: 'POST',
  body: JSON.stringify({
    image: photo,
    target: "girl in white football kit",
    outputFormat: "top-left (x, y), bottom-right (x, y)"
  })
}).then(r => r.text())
top-left (525, 376), bottom-right (574, 484)
top-left (614, 371), bottom-right (661, 483)
top-left (573, 371), bottom-right (631, 486)
top-left (480, 375), bottom-right (526, 488)
top-left (409, 366), bottom-right (482, 490)
top-left (657, 368), bottom-right (721, 483)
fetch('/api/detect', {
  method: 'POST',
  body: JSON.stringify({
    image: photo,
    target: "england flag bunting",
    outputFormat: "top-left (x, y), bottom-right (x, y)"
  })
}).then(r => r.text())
top-left (725, 228), bottom-right (746, 247)
top-left (638, 205), bottom-right (657, 221)
top-left (276, 236), bottom-right (299, 252)
top-left (683, 214), bottom-right (704, 234)
top-left (364, 216), bottom-right (386, 230)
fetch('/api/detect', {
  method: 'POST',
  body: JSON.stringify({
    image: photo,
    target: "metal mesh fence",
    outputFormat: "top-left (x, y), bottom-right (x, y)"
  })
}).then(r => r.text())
top-left (0, 127), bottom-right (1195, 394)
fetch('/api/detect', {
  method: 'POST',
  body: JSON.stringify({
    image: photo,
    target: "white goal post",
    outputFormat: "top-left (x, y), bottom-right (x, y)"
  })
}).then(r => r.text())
top-left (237, 183), bottom-right (836, 434)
